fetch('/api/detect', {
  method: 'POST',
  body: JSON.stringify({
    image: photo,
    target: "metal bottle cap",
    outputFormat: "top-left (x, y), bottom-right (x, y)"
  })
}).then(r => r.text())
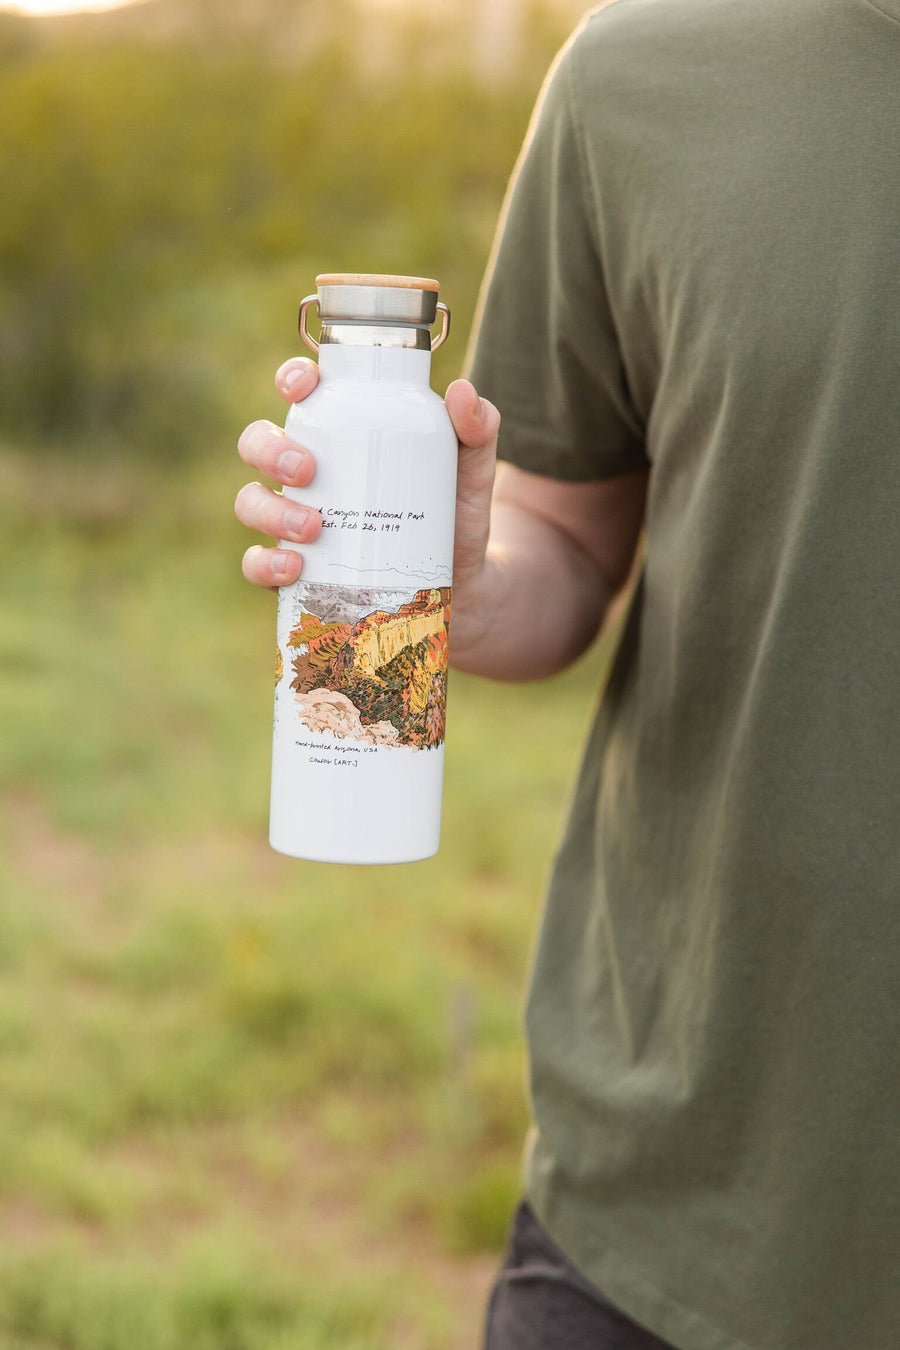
top-left (299, 273), bottom-right (450, 352)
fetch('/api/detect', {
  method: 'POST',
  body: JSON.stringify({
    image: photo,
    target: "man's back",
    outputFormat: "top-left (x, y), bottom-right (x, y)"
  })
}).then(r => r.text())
top-left (469, 1), bottom-right (900, 1346)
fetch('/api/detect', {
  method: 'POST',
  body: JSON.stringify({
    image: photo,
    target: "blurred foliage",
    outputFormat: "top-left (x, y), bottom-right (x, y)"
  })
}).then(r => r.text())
top-left (0, 2), bottom-right (615, 1344)
top-left (0, 0), bottom-right (579, 461)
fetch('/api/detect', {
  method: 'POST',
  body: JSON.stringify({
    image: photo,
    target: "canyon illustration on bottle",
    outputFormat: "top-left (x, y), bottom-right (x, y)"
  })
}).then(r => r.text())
top-left (269, 273), bottom-right (458, 864)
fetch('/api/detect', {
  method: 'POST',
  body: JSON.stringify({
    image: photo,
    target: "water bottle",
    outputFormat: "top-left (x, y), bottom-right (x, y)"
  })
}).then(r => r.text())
top-left (269, 273), bottom-right (457, 864)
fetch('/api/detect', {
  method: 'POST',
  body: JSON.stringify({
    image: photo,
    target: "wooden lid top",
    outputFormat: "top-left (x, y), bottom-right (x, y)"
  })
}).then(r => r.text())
top-left (316, 273), bottom-right (440, 292)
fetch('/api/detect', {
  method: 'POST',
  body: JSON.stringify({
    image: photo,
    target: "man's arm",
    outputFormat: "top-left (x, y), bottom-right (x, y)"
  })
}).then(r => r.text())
top-left (237, 365), bottom-right (648, 683)
top-left (443, 381), bottom-right (647, 680)
top-left (450, 462), bottom-right (647, 680)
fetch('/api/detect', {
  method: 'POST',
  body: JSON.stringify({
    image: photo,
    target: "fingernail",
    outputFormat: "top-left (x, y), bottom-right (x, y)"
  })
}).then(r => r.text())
top-left (277, 448), bottom-right (305, 479)
top-left (283, 366), bottom-right (308, 394)
top-left (283, 507), bottom-right (311, 540)
top-left (272, 550), bottom-right (295, 580)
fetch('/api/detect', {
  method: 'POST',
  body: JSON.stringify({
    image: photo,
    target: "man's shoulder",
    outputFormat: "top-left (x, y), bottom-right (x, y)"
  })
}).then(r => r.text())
top-left (570, 0), bottom-right (829, 70)
top-left (561, 0), bottom-right (841, 123)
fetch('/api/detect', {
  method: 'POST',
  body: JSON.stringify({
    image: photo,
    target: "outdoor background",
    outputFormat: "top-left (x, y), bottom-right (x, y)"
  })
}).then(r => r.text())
top-left (0, 1), bottom-right (620, 1345)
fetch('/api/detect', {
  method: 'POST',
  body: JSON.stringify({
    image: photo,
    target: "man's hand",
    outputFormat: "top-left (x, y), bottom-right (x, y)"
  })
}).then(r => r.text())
top-left (235, 358), bottom-right (647, 681)
top-left (234, 359), bottom-right (501, 601)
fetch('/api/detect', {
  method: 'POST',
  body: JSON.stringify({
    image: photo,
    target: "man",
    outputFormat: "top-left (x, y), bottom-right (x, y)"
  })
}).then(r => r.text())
top-left (235, 0), bottom-right (900, 1346)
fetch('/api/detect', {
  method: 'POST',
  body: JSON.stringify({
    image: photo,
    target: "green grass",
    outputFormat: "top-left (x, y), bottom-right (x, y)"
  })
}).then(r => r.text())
top-left (0, 445), bottom-right (616, 1347)
top-left (0, 1235), bottom-right (399, 1350)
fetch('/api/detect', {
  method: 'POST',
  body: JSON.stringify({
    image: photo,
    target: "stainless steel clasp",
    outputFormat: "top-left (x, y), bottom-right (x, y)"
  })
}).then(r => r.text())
top-left (298, 295), bottom-right (451, 353)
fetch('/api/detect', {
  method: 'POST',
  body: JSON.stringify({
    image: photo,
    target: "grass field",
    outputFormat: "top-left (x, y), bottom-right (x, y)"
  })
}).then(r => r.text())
top-left (0, 442), bottom-right (618, 1349)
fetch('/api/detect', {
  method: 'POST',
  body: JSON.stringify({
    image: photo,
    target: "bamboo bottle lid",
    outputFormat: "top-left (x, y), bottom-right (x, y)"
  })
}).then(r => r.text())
top-left (314, 274), bottom-right (442, 326)
top-left (316, 273), bottom-right (440, 292)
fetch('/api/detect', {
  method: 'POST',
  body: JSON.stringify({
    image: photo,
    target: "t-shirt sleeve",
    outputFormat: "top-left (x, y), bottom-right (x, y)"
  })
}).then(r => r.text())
top-left (466, 33), bottom-right (648, 481)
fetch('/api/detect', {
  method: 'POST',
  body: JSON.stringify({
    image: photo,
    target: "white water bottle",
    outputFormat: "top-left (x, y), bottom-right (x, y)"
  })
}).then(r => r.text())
top-left (269, 273), bottom-right (457, 865)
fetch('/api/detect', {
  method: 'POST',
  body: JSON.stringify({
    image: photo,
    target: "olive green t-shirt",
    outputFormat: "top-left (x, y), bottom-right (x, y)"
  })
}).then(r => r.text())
top-left (467, 2), bottom-right (900, 1348)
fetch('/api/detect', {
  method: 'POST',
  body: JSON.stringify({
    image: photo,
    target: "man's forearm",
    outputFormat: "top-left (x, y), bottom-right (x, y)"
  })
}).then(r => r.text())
top-left (448, 500), bottom-right (613, 682)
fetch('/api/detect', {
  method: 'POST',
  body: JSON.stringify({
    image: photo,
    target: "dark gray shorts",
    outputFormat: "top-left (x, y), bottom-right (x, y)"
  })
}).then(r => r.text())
top-left (483, 1200), bottom-right (677, 1350)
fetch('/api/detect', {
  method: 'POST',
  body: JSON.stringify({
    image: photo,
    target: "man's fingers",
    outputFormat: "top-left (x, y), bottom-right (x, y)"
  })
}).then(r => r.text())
top-left (242, 544), bottom-right (303, 591)
top-left (237, 420), bottom-right (315, 487)
top-left (445, 379), bottom-right (500, 520)
top-left (444, 379), bottom-right (501, 450)
top-left (234, 481), bottom-right (323, 545)
top-left (275, 358), bottom-right (319, 404)
top-left (238, 361), bottom-right (319, 592)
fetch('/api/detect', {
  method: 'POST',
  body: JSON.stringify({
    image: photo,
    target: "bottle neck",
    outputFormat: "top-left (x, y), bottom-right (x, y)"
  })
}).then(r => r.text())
top-left (319, 320), bottom-right (431, 351)
top-left (317, 339), bottom-right (432, 386)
